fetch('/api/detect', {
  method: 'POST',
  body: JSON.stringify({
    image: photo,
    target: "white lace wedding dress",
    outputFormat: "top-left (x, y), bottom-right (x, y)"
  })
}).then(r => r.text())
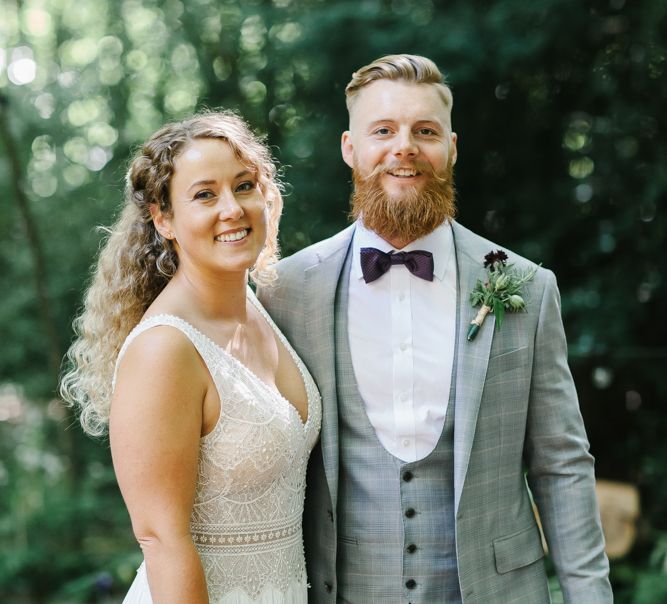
top-left (117, 292), bottom-right (321, 603)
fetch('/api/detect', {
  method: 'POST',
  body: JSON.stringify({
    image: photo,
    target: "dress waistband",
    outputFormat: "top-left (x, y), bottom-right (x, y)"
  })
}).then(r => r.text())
top-left (191, 516), bottom-right (301, 550)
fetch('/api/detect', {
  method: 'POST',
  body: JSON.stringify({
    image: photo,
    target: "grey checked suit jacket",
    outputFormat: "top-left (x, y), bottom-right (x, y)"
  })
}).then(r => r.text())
top-left (258, 220), bottom-right (612, 603)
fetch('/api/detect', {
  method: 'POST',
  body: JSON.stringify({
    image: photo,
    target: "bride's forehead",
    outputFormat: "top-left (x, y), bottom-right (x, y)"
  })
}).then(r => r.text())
top-left (174, 139), bottom-right (242, 172)
top-left (182, 147), bottom-right (205, 161)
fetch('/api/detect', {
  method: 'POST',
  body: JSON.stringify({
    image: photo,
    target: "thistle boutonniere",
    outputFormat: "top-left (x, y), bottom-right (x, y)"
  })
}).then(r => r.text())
top-left (467, 250), bottom-right (539, 341)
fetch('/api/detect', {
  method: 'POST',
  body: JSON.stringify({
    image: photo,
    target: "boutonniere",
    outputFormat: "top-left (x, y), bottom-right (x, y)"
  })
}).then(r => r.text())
top-left (467, 250), bottom-right (539, 341)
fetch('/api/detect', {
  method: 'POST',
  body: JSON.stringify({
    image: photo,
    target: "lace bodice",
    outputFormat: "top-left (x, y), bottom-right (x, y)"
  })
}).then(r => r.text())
top-left (115, 291), bottom-right (321, 602)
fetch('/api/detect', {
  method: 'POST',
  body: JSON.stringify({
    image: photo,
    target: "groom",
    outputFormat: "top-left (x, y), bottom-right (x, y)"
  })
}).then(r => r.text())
top-left (259, 54), bottom-right (612, 603)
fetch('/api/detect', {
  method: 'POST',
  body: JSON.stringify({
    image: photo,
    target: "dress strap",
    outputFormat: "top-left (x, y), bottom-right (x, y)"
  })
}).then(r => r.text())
top-left (247, 287), bottom-right (304, 374)
top-left (112, 314), bottom-right (217, 391)
top-left (247, 286), bottom-right (321, 427)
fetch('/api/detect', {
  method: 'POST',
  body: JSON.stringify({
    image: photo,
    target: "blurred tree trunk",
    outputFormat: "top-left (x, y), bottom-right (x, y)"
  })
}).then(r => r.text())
top-left (0, 97), bottom-right (84, 554)
top-left (0, 96), bottom-right (62, 386)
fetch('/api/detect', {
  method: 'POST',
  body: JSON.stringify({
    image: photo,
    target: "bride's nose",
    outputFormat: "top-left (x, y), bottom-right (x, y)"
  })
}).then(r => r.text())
top-left (217, 192), bottom-right (244, 221)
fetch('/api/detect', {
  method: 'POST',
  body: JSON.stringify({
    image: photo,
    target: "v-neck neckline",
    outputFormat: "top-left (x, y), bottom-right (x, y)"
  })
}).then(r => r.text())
top-left (144, 312), bottom-right (311, 428)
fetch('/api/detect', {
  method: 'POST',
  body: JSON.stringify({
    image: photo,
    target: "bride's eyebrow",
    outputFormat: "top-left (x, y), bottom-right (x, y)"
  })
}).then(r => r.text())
top-left (187, 170), bottom-right (256, 192)
top-left (188, 179), bottom-right (217, 192)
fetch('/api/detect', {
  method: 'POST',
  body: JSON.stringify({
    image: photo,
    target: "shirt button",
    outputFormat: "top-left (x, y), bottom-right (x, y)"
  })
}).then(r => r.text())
top-left (405, 507), bottom-right (416, 518)
top-left (402, 438), bottom-right (410, 447)
top-left (406, 543), bottom-right (417, 553)
top-left (403, 470), bottom-right (413, 482)
top-left (400, 393), bottom-right (408, 402)
top-left (399, 292), bottom-right (406, 301)
top-left (399, 342), bottom-right (408, 351)
top-left (406, 579), bottom-right (417, 589)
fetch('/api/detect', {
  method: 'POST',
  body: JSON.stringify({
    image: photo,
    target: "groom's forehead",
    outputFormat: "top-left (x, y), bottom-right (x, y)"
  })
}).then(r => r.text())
top-left (348, 80), bottom-right (452, 129)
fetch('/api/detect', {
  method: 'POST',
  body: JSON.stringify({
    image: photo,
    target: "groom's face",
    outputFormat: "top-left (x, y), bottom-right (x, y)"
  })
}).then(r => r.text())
top-left (341, 79), bottom-right (458, 247)
top-left (341, 79), bottom-right (457, 200)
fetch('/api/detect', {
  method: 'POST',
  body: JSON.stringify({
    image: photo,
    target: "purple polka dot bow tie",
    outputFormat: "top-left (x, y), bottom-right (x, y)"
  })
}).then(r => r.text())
top-left (360, 247), bottom-right (434, 283)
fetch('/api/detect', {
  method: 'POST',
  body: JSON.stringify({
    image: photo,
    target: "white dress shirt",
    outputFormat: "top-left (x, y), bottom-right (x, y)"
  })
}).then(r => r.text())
top-left (348, 221), bottom-right (457, 462)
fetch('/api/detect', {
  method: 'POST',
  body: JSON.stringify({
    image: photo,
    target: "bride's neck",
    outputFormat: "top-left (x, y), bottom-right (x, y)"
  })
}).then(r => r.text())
top-left (168, 268), bottom-right (249, 323)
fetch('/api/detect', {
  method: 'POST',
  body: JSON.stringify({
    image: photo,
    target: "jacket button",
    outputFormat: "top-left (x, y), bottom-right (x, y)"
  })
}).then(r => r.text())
top-left (406, 579), bottom-right (417, 589)
top-left (324, 581), bottom-right (332, 593)
top-left (403, 470), bottom-right (413, 482)
top-left (406, 543), bottom-right (417, 553)
top-left (326, 509), bottom-right (333, 522)
top-left (405, 507), bottom-right (416, 518)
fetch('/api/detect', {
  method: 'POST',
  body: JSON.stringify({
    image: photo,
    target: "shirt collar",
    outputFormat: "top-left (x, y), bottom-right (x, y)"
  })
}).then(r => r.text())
top-left (351, 219), bottom-right (453, 282)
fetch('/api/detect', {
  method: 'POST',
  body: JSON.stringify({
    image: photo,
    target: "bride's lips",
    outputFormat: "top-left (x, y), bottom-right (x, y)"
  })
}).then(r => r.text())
top-left (214, 227), bottom-right (250, 243)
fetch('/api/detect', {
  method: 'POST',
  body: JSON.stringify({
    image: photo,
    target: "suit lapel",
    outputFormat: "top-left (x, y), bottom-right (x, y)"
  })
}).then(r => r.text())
top-left (304, 225), bottom-right (355, 509)
top-left (451, 222), bottom-right (496, 512)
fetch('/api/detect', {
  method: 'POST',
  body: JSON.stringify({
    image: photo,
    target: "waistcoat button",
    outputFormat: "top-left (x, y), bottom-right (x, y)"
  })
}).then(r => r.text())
top-left (324, 581), bottom-right (332, 593)
top-left (406, 543), bottom-right (417, 553)
top-left (403, 470), bottom-right (413, 482)
top-left (406, 578), bottom-right (417, 589)
top-left (405, 507), bottom-right (416, 518)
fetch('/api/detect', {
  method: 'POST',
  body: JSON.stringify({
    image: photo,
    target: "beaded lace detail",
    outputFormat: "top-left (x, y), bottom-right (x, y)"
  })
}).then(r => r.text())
top-left (115, 291), bottom-right (321, 602)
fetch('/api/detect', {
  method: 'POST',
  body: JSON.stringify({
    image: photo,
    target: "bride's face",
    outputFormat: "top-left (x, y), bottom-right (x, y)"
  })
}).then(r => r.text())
top-left (155, 138), bottom-right (268, 279)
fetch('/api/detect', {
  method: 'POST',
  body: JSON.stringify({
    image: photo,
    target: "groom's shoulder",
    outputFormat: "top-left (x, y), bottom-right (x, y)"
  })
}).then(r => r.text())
top-left (259, 225), bottom-right (353, 309)
top-left (453, 221), bottom-right (552, 286)
top-left (275, 224), bottom-right (355, 276)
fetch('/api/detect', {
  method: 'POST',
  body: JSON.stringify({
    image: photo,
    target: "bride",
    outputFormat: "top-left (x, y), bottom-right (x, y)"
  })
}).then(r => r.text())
top-left (60, 111), bottom-right (321, 603)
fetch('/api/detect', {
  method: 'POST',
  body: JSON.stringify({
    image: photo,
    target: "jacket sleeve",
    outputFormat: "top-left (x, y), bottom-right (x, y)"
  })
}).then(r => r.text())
top-left (524, 269), bottom-right (613, 602)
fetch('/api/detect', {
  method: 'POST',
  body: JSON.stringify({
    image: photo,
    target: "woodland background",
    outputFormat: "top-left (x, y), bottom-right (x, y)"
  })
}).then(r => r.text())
top-left (1, 0), bottom-right (666, 601)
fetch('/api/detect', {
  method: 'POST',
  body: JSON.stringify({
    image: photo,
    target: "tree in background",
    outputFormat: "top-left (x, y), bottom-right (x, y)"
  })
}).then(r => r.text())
top-left (0, 0), bottom-right (665, 601)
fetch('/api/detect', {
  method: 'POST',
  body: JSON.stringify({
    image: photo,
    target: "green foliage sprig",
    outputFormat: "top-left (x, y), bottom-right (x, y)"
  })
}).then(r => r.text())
top-left (467, 250), bottom-right (539, 341)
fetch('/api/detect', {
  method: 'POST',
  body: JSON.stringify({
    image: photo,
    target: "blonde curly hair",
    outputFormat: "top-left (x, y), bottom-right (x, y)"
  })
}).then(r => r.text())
top-left (60, 110), bottom-right (283, 437)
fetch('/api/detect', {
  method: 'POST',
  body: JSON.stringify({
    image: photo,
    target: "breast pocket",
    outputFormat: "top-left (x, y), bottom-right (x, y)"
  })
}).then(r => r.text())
top-left (484, 346), bottom-right (530, 383)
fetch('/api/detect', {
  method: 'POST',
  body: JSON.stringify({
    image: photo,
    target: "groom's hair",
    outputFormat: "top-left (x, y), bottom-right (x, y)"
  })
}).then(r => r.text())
top-left (344, 54), bottom-right (453, 115)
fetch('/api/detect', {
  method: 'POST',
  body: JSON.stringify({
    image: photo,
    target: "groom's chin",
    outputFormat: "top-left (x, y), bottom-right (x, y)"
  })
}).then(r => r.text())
top-left (378, 178), bottom-right (425, 202)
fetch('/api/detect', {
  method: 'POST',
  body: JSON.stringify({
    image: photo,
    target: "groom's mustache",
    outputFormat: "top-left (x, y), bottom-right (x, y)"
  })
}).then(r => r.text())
top-left (360, 160), bottom-right (447, 183)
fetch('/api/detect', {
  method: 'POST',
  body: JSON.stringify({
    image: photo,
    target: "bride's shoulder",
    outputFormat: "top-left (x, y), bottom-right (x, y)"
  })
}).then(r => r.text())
top-left (116, 317), bottom-right (205, 386)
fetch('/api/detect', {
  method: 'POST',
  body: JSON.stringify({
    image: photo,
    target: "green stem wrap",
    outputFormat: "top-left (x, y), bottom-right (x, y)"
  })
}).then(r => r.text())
top-left (467, 304), bottom-right (492, 341)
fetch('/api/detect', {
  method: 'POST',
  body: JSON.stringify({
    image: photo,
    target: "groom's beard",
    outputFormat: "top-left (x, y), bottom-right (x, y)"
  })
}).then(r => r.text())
top-left (350, 158), bottom-right (456, 245)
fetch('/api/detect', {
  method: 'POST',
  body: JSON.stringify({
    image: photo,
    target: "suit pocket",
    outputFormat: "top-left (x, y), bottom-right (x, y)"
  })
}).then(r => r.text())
top-left (493, 524), bottom-right (545, 574)
top-left (485, 346), bottom-right (530, 382)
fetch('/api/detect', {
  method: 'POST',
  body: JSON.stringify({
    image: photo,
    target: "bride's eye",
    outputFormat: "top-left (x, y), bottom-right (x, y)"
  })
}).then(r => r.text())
top-left (236, 181), bottom-right (256, 193)
top-left (194, 190), bottom-right (216, 201)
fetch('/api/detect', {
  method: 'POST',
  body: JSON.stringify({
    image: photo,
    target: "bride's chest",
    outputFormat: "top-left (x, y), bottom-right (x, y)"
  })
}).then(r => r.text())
top-left (195, 371), bottom-right (313, 495)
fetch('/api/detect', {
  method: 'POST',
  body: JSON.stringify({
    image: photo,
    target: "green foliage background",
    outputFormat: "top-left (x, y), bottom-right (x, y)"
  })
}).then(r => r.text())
top-left (1, 0), bottom-right (665, 601)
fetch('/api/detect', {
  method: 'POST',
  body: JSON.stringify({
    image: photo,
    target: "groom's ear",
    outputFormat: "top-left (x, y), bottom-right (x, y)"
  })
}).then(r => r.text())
top-left (450, 132), bottom-right (458, 166)
top-left (341, 131), bottom-right (354, 169)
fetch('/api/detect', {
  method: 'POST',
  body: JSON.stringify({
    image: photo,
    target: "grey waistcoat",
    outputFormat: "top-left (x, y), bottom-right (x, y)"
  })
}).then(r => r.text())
top-left (334, 251), bottom-right (463, 604)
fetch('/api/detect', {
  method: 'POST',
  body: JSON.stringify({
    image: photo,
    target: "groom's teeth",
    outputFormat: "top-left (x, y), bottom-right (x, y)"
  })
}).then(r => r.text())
top-left (389, 169), bottom-right (418, 177)
top-left (215, 229), bottom-right (248, 242)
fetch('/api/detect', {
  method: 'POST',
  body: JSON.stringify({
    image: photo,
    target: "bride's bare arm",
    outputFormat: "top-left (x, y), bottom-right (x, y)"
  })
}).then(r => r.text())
top-left (110, 326), bottom-right (212, 604)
